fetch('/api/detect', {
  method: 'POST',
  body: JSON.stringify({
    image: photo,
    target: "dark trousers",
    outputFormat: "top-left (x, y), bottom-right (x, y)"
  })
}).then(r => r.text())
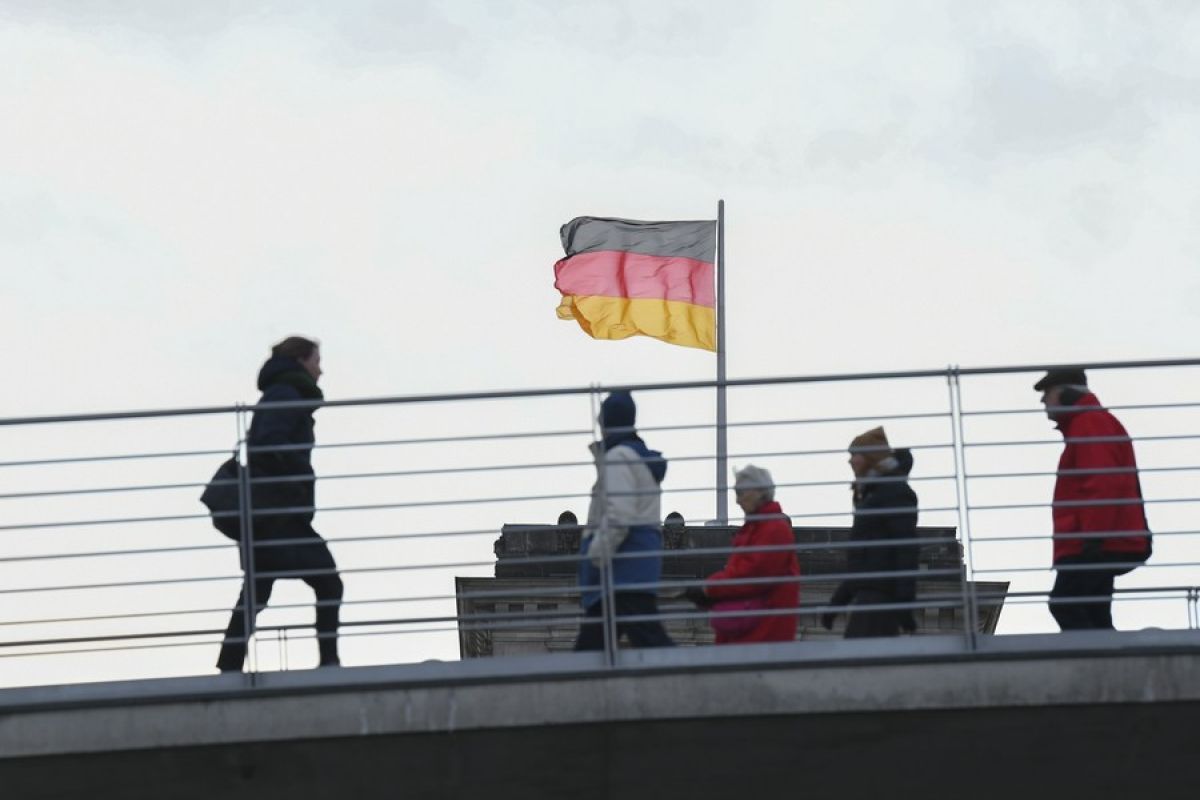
top-left (1050, 566), bottom-right (1117, 630)
top-left (574, 591), bottom-right (675, 650)
top-left (217, 518), bottom-right (344, 671)
top-left (844, 589), bottom-right (905, 639)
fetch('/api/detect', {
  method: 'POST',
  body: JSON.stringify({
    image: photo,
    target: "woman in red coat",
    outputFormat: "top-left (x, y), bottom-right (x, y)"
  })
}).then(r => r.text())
top-left (688, 465), bottom-right (800, 644)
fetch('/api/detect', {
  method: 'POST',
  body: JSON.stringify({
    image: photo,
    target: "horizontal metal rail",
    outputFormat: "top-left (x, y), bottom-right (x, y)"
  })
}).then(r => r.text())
top-left (4, 576), bottom-right (1192, 660)
top-left (967, 464), bottom-right (1200, 480)
top-left (0, 447), bottom-right (232, 469)
top-left (3, 354), bottom-right (1200, 688)
top-left (970, 495), bottom-right (1194, 512)
top-left (0, 523), bottom-right (982, 602)
top-left (966, 432), bottom-right (1200, 448)
top-left (3, 355), bottom-right (1193, 428)
top-left (974, 560), bottom-right (1200, 575)
top-left (962, 399), bottom-right (1200, 417)
top-left (12, 585), bottom-right (1187, 660)
top-left (970, 527), bottom-right (1199, 545)
top-left (0, 461), bottom-right (955, 505)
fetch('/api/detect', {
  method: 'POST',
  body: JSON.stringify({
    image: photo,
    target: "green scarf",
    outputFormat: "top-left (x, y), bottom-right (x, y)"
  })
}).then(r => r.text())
top-left (269, 370), bottom-right (324, 401)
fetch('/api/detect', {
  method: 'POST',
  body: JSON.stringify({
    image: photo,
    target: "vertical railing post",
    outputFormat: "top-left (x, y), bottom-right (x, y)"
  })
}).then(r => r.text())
top-left (954, 369), bottom-right (983, 642)
top-left (590, 386), bottom-right (619, 667)
top-left (234, 403), bottom-right (259, 678)
top-left (946, 367), bottom-right (979, 650)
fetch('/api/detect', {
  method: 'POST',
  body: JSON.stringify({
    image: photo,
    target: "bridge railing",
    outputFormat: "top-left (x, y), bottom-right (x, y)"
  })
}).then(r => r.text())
top-left (1, 357), bottom-right (1198, 687)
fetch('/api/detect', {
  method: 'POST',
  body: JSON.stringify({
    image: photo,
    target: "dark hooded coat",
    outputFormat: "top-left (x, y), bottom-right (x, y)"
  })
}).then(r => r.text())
top-left (831, 448), bottom-right (919, 610)
top-left (246, 356), bottom-right (323, 524)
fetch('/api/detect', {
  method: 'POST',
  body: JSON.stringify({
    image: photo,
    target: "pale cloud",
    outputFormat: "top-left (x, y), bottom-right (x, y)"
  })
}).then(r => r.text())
top-left (3, 1), bottom-right (1198, 399)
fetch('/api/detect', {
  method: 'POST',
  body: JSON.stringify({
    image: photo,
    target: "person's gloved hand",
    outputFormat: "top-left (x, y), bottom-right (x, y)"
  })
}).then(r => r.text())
top-left (820, 612), bottom-right (837, 631)
top-left (684, 586), bottom-right (712, 608)
top-left (587, 529), bottom-right (616, 568)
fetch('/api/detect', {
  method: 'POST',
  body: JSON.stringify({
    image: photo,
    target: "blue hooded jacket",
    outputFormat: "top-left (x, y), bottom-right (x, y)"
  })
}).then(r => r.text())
top-left (579, 392), bottom-right (667, 608)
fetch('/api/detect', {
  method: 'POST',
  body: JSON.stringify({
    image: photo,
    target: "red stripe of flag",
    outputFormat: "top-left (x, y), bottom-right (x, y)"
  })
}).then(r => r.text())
top-left (553, 250), bottom-right (716, 308)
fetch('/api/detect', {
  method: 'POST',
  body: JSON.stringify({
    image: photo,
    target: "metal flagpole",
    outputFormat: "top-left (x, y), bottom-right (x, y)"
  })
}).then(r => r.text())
top-left (715, 199), bottom-right (729, 524)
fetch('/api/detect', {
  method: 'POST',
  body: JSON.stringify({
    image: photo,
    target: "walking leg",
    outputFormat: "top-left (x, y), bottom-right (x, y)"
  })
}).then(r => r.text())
top-left (295, 528), bottom-right (344, 666)
top-left (216, 574), bottom-right (275, 672)
top-left (616, 592), bottom-right (675, 648)
top-left (573, 602), bottom-right (605, 651)
top-left (1050, 569), bottom-right (1094, 630)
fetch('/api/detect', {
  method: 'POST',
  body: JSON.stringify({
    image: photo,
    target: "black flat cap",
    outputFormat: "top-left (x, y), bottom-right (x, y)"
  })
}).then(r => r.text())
top-left (1033, 368), bottom-right (1087, 392)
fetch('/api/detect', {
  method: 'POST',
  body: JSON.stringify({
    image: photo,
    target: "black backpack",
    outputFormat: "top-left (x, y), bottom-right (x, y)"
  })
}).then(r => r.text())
top-left (200, 456), bottom-right (243, 541)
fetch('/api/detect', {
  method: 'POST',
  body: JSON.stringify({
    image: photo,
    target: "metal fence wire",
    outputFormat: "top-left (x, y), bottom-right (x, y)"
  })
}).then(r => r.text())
top-left (0, 358), bottom-right (1198, 687)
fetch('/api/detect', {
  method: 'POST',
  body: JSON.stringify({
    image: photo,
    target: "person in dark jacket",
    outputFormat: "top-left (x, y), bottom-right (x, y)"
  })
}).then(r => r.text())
top-left (822, 426), bottom-right (919, 638)
top-left (1037, 368), bottom-right (1152, 630)
top-left (216, 336), bottom-right (344, 671)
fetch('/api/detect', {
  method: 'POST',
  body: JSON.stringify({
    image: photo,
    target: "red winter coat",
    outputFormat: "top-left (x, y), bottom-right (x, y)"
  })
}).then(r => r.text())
top-left (1052, 393), bottom-right (1151, 564)
top-left (704, 501), bottom-right (800, 644)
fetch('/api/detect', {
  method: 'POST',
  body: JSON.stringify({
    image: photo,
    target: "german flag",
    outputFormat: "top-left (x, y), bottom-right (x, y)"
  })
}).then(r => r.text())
top-left (553, 216), bottom-right (716, 351)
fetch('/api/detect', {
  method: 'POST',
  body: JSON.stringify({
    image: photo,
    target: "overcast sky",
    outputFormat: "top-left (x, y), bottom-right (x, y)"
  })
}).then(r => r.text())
top-left (3, 1), bottom-right (1199, 683)
top-left (4, 0), bottom-right (1199, 410)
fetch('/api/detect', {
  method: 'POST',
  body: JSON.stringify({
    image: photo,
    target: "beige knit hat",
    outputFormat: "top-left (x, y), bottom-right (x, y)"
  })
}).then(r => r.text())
top-left (849, 426), bottom-right (892, 466)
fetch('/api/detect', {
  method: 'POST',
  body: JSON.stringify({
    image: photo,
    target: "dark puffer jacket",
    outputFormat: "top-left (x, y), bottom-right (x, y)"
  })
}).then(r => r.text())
top-left (831, 449), bottom-right (920, 610)
top-left (246, 356), bottom-right (322, 525)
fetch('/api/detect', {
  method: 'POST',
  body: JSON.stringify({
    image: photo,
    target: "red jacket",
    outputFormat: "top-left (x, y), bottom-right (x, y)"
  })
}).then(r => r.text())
top-left (705, 501), bottom-right (800, 644)
top-left (1052, 393), bottom-right (1151, 564)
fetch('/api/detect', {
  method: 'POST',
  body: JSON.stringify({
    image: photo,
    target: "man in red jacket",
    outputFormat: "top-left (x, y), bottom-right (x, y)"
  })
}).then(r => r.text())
top-left (1036, 368), bottom-right (1152, 630)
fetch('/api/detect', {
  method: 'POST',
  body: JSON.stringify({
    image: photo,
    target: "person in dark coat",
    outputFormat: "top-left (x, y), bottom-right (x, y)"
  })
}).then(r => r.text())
top-left (216, 336), bottom-right (344, 671)
top-left (1037, 368), bottom-right (1152, 630)
top-left (822, 426), bottom-right (919, 638)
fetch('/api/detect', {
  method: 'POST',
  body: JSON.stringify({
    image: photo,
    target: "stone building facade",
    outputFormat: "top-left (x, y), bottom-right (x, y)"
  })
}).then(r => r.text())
top-left (456, 521), bottom-right (1007, 658)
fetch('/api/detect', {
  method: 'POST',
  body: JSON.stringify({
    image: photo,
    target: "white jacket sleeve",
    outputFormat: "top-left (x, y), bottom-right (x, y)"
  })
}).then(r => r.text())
top-left (587, 449), bottom-right (640, 568)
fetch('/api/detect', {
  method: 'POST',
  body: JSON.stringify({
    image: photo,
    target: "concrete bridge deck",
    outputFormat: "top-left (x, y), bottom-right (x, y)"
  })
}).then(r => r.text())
top-left (3, 630), bottom-right (1199, 799)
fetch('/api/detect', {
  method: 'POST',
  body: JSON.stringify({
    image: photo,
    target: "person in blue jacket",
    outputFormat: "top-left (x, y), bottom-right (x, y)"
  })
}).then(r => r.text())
top-left (216, 336), bottom-right (343, 671)
top-left (574, 391), bottom-right (674, 650)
